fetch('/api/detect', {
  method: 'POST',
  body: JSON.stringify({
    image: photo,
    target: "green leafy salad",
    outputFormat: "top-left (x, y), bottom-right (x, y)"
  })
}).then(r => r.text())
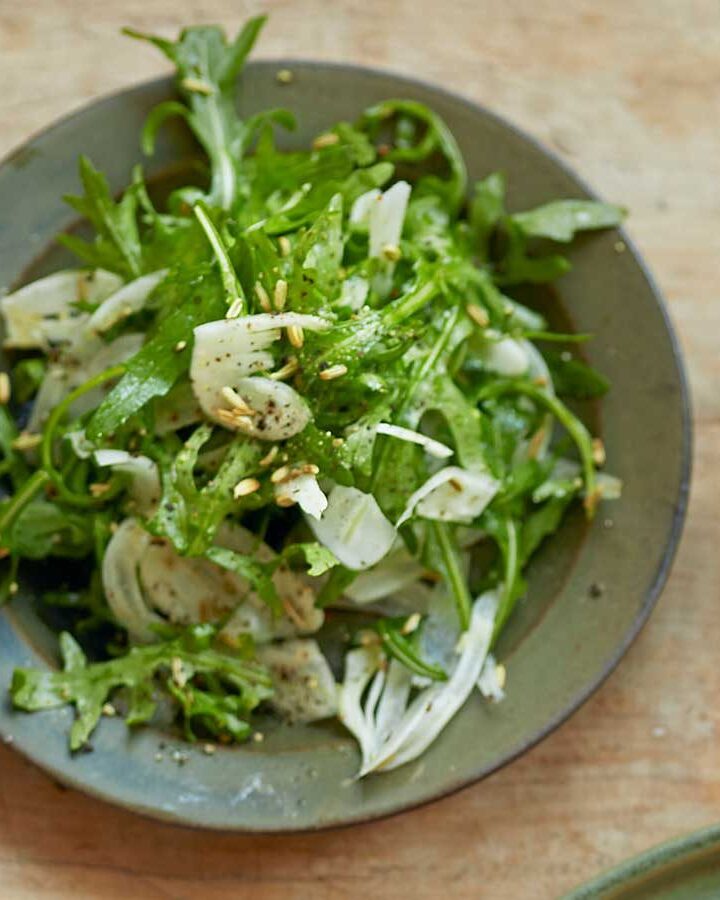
top-left (0, 17), bottom-right (623, 775)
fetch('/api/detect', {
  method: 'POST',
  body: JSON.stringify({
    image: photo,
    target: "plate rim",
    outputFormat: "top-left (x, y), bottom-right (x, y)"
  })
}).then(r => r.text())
top-left (0, 58), bottom-right (693, 832)
top-left (563, 822), bottom-right (720, 899)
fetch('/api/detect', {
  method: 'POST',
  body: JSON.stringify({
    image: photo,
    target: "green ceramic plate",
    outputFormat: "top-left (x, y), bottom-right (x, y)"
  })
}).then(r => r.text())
top-left (565, 824), bottom-right (720, 899)
top-left (0, 61), bottom-right (691, 830)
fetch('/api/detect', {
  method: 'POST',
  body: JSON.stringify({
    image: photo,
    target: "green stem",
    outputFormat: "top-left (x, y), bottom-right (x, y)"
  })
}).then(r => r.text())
top-left (383, 279), bottom-right (438, 327)
top-left (377, 620), bottom-right (447, 681)
top-left (41, 364), bottom-right (127, 508)
top-left (430, 521), bottom-right (472, 631)
top-left (492, 517), bottom-right (520, 641)
top-left (477, 379), bottom-right (598, 516)
top-left (193, 203), bottom-right (245, 312)
top-left (0, 469), bottom-right (51, 537)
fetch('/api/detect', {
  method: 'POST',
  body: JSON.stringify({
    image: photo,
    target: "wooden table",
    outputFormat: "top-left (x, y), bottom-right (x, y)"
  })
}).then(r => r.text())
top-left (1, 1), bottom-right (718, 896)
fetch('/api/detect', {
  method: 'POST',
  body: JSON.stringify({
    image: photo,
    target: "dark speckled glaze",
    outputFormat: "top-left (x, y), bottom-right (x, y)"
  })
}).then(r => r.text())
top-left (0, 62), bottom-right (691, 831)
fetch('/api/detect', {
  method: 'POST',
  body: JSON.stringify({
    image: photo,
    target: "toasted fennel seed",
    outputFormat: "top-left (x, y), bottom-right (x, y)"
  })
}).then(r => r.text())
top-left (286, 324), bottom-right (304, 348)
top-left (614, 240), bottom-right (626, 254)
top-left (278, 236), bottom-right (291, 257)
top-left (253, 731), bottom-right (265, 743)
top-left (203, 743), bottom-right (216, 756)
top-left (0, 372), bottom-right (10, 405)
top-left (259, 445), bottom-right (279, 467)
top-left (233, 477), bottom-right (261, 499)
top-left (332, 437), bottom-right (344, 448)
top-left (319, 364), bottom-right (348, 381)
top-left (89, 482), bottom-right (111, 497)
top-left (8, 581), bottom-right (18, 596)
top-left (313, 132), bottom-right (339, 149)
top-left (381, 243), bottom-right (401, 262)
top-left (174, 340), bottom-right (187, 353)
top-left (102, 703), bottom-right (116, 717)
top-left (11, 431), bottom-right (41, 451)
top-left (276, 68), bottom-right (293, 84)
top-left (270, 465), bottom-right (291, 484)
top-left (273, 278), bottom-right (288, 310)
top-left (221, 386), bottom-right (255, 415)
top-left (276, 495), bottom-right (296, 508)
top-left (181, 76), bottom-right (214, 95)
top-left (269, 357), bottom-right (298, 381)
top-left (301, 463), bottom-right (320, 475)
top-left (226, 299), bottom-right (244, 319)
top-left (254, 281), bottom-right (272, 312)
top-left (401, 613), bottom-right (422, 635)
top-left (592, 438), bottom-right (606, 466)
top-left (495, 664), bottom-right (507, 690)
top-left (466, 303), bottom-right (489, 327)
top-left (526, 427), bottom-right (548, 460)
top-left (171, 657), bottom-right (187, 687)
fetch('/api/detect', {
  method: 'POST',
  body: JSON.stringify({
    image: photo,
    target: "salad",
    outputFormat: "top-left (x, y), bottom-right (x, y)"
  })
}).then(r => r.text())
top-left (0, 17), bottom-right (623, 776)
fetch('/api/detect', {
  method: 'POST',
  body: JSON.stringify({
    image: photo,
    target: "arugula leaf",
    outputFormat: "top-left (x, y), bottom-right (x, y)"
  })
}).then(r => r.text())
top-left (469, 172), bottom-right (505, 260)
top-left (11, 626), bottom-right (272, 750)
top-left (277, 542), bottom-right (340, 577)
top-left (4, 500), bottom-right (94, 559)
top-left (126, 18), bottom-right (271, 209)
top-left (86, 267), bottom-right (225, 439)
top-left (205, 546), bottom-right (281, 616)
top-left (0, 406), bottom-right (28, 491)
top-left (512, 199), bottom-right (625, 243)
top-left (542, 349), bottom-right (610, 398)
top-left (60, 156), bottom-right (144, 279)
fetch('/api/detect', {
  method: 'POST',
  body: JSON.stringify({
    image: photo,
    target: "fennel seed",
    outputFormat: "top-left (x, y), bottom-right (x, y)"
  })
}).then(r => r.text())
top-left (381, 243), bottom-right (401, 262)
top-left (221, 386), bottom-right (255, 415)
top-left (276, 69), bottom-right (293, 85)
top-left (278, 236), bottom-right (291, 257)
top-left (273, 278), bottom-right (288, 310)
top-left (466, 303), bottom-right (489, 328)
top-left (254, 281), bottom-right (272, 312)
top-left (226, 299), bottom-right (244, 319)
top-left (319, 364), bottom-right (348, 381)
top-left (8, 582), bottom-right (18, 596)
top-left (89, 482), bottom-right (111, 497)
top-left (592, 438), bottom-right (606, 466)
top-left (259, 445), bottom-right (279, 467)
top-left (401, 613), bottom-right (421, 635)
top-left (252, 731), bottom-right (265, 742)
top-left (203, 743), bottom-right (217, 755)
top-left (102, 703), bottom-right (117, 717)
top-left (270, 465), bottom-right (291, 484)
top-left (11, 431), bottom-right (41, 451)
top-left (233, 477), bottom-right (261, 499)
top-left (276, 495), bottom-right (296, 508)
top-left (269, 357), bottom-right (299, 381)
top-left (286, 324), bottom-right (304, 348)
top-left (181, 76), bottom-right (214, 95)
top-left (174, 340), bottom-right (187, 352)
top-left (0, 372), bottom-right (10, 405)
top-left (313, 132), bottom-right (339, 149)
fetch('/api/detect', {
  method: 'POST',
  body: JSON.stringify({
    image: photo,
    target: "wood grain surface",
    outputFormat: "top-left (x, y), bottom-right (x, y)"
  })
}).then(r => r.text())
top-left (0, 1), bottom-right (718, 897)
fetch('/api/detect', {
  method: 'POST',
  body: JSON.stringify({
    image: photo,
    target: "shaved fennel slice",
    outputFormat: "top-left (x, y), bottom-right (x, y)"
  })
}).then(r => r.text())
top-left (376, 422), bottom-right (453, 459)
top-left (103, 519), bottom-right (322, 644)
top-left (307, 484), bottom-right (396, 570)
top-left (355, 591), bottom-right (498, 776)
top-left (369, 181), bottom-right (411, 258)
top-left (257, 639), bottom-right (337, 723)
top-left (479, 332), bottom-right (529, 376)
top-left (102, 519), bottom-right (164, 643)
top-left (28, 333), bottom-right (144, 431)
top-left (87, 270), bottom-right (167, 334)
top-left (190, 312), bottom-right (329, 438)
top-left (0, 269), bottom-right (122, 348)
top-left (345, 545), bottom-right (424, 605)
top-left (397, 466), bottom-right (499, 527)
top-left (337, 644), bottom-right (384, 766)
top-left (274, 473), bottom-right (327, 519)
top-left (349, 188), bottom-right (381, 228)
top-left (338, 274), bottom-right (369, 311)
top-left (477, 653), bottom-right (506, 702)
top-left (94, 450), bottom-right (160, 515)
top-left (154, 382), bottom-right (203, 434)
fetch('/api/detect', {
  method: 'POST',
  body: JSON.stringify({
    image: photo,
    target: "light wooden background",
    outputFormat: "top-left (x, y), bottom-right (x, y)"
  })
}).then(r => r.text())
top-left (1, 1), bottom-right (719, 897)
